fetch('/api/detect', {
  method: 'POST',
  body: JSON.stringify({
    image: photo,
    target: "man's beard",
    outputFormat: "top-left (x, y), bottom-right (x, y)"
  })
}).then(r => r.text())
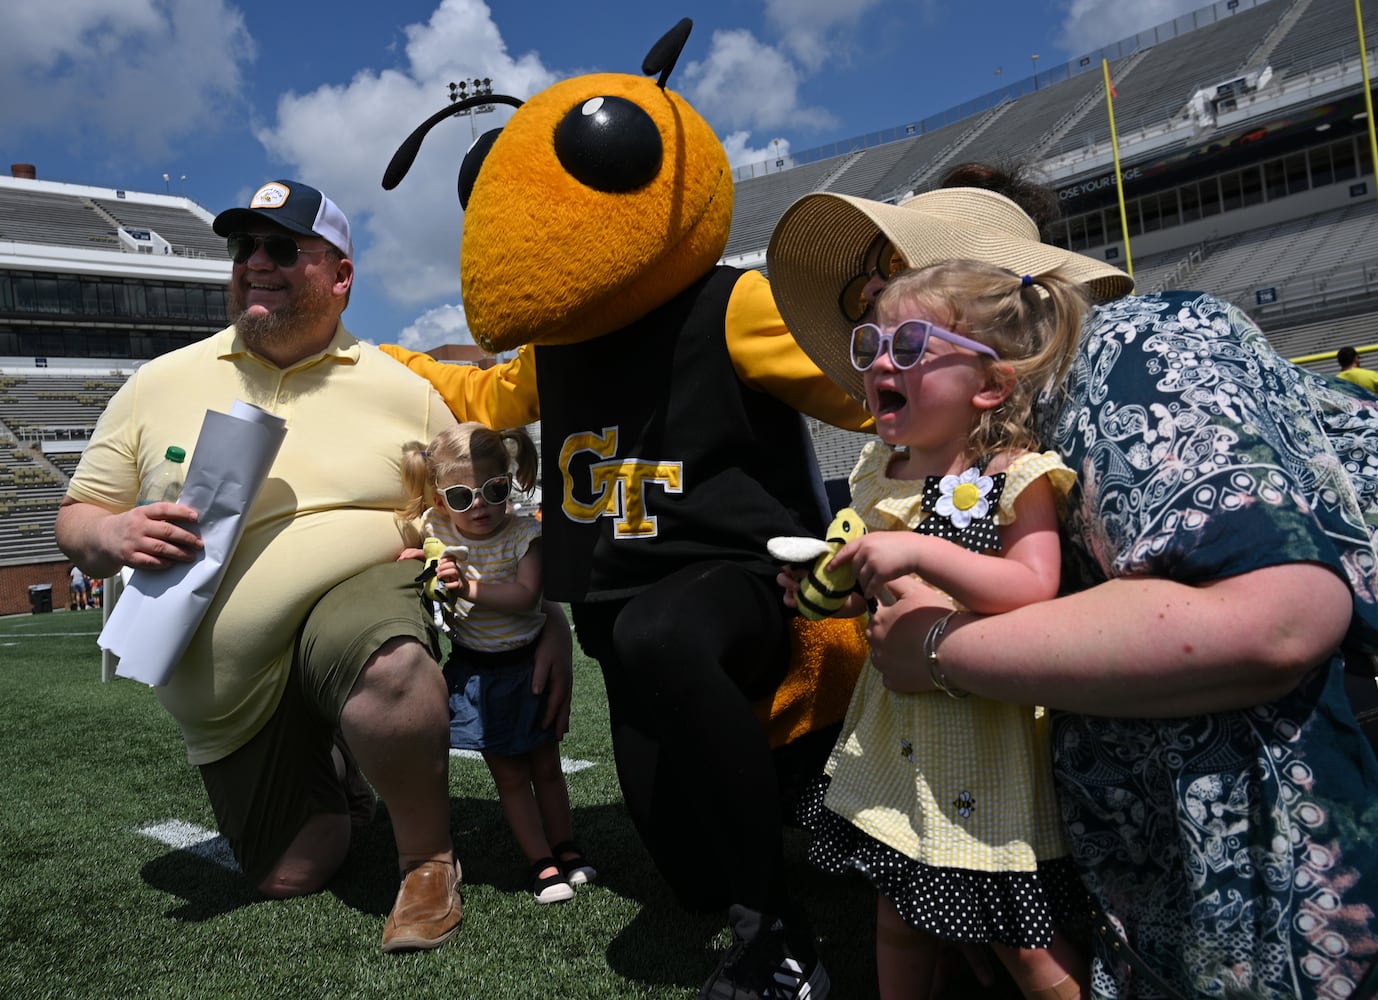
top-left (228, 276), bottom-right (333, 353)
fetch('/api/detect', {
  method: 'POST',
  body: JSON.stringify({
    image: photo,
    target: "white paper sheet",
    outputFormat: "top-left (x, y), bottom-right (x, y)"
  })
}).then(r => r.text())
top-left (99, 401), bottom-right (287, 686)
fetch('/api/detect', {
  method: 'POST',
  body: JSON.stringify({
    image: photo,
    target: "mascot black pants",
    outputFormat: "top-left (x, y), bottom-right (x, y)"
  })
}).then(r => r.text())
top-left (572, 560), bottom-right (795, 914)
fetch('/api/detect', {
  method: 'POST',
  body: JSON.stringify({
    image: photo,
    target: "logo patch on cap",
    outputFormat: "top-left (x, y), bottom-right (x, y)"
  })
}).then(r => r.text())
top-left (249, 182), bottom-right (290, 209)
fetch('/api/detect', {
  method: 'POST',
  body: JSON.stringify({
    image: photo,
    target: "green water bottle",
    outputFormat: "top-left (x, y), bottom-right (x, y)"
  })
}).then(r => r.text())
top-left (137, 446), bottom-right (186, 505)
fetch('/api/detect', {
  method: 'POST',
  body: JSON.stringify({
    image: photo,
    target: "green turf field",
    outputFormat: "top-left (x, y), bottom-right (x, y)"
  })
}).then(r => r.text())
top-left (0, 609), bottom-right (889, 999)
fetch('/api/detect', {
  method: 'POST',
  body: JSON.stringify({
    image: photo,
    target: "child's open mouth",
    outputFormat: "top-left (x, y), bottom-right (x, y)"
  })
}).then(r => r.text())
top-left (875, 388), bottom-right (907, 415)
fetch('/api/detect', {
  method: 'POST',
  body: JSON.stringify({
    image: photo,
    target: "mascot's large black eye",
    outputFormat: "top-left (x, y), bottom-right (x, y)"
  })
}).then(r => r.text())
top-left (458, 128), bottom-right (503, 209)
top-left (554, 96), bottom-right (662, 192)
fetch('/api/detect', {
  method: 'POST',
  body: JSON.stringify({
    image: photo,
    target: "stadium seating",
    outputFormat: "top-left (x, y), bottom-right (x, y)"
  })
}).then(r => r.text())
top-left (0, 373), bottom-right (126, 442)
top-left (1270, 0), bottom-right (1378, 82)
top-left (0, 443), bottom-right (66, 563)
top-left (952, 71), bottom-right (1109, 174)
top-left (0, 185), bottom-right (220, 261)
top-left (1047, 4), bottom-right (1281, 157)
top-left (0, 373), bottom-right (126, 567)
top-left (0, 188), bottom-right (120, 251)
top-left (91, 200), bottom-right (226, 259)
top-left (727, 158), bottom-right (847, 257)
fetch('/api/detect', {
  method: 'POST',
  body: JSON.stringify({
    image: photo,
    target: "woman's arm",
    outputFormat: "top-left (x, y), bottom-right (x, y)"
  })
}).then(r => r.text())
top-left (532, 602), bottom-right (573, 738)
top-left (867, 563), bottom-right (1351, 716)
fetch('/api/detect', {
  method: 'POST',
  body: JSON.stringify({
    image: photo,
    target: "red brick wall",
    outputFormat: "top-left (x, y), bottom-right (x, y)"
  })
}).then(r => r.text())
top-left (0, 558), bottom-right (82, 616)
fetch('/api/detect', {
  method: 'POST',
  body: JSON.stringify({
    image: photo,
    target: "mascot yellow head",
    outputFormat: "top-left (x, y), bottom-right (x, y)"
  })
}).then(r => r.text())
top-left (383, 18), bottom-right (732, 354)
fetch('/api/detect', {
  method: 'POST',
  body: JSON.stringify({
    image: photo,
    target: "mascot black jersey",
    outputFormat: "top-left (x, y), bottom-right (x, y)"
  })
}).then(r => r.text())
top-left (535, 267), bottom-right (830, 602)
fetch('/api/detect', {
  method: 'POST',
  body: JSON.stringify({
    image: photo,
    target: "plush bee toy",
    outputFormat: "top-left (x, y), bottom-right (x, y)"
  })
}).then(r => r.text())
top-left (379, 19), bottom-right (872, 927)
top-left (769, 508), bottom-right (868, 619)
top-left (414, 536), bottom-right (451, 603)
top-left (770, 508), bottom-right (898, 619)
top-left (413, 538), bottom-right (478, 631)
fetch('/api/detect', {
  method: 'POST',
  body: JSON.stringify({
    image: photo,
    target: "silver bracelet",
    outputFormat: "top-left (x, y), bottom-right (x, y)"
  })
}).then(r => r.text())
top-left (923, 610), bottom-right (966, 699)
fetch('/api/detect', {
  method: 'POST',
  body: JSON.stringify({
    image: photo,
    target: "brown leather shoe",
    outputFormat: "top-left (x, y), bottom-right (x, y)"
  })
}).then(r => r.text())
top-left (381, 859), bottom-right (464, 953)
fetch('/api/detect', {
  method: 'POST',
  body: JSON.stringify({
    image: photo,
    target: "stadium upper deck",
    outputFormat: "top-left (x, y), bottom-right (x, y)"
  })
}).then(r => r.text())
top-left (722, 0), bottom-right (1378, 364)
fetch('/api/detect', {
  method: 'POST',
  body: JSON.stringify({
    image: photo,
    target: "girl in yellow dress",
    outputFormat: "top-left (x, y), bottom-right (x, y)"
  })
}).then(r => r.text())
top-left (782, 258), bottom-right (1090, 1000)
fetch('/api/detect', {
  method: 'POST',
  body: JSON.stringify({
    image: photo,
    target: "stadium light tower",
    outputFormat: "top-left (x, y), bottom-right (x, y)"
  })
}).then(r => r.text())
top-left (1030, 54), bottom-right (1040, 90)
top-left (449, 77), bottom-right (496, 142)
top-left (162, 172), bottom-right (170, 193)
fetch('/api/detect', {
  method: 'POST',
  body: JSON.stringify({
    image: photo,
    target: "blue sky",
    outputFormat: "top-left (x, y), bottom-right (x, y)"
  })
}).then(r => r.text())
top-left (1, 0), bottom-right (1216, 351)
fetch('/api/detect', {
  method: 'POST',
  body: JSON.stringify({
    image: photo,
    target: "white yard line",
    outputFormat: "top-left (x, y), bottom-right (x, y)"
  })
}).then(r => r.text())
top-left (4, 631), bottom-right (102, 638)
top-left (136, 819), bottom-right (239, 871)
top-left (136, 752), bottom-right (598, 868)
top-left (449, 748), bottom-right (597, 773)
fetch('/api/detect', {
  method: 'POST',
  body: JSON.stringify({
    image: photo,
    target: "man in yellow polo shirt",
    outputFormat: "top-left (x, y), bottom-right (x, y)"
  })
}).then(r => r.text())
top-left (1337, 345), bottom-right (1378, 393)
top-left (56, 180), bottom-right (567, 953)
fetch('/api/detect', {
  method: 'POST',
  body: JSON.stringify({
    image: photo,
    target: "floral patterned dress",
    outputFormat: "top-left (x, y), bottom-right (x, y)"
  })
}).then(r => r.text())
top-left (802, 443), bottom-right (1088, 949)
top-left (1033, 291), bottom-right (1378, 999)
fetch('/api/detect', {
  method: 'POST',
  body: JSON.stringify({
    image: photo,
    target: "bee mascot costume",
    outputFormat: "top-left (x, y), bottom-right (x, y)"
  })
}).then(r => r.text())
top-left (382, 20), bottom-right (868, 994)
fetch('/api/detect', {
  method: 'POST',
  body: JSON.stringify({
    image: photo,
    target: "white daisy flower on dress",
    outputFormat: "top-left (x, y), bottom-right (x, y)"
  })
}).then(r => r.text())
top-left (934, 468), bottom-right (995, 529)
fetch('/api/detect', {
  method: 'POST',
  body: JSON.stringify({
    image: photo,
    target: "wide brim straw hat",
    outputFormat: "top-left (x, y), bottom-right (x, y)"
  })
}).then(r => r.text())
top-left (767, 187), bottom-right (1134, 402)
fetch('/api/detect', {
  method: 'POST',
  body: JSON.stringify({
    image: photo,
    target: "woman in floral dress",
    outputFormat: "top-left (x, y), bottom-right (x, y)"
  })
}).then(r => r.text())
top-left (768, 181), bottom-right (1378, 999)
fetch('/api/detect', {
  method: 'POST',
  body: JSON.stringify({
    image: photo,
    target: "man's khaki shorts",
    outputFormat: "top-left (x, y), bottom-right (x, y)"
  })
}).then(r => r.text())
top-left (199, 560), bottom-right (440, 884)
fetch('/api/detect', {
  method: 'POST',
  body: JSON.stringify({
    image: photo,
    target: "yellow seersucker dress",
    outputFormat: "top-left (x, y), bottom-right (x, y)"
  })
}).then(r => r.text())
top-left (822, 441), bottom-right (1075, 878)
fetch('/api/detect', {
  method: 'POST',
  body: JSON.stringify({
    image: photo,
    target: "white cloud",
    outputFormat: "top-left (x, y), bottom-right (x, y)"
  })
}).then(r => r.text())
top-left (391, 301), bottom-right (474, 352)
top-left (0, 0), bottom-right (253, 161)
top-left (762, 0), bottom-right (890, 72)
top-left (1056, 0), bottom-right (1212, 54)
top-left (252, 1), bottom-right (834, 323)
top-left (254, 0), bottom-right (557, 313)
top-left (721, 132), bottom-right (791, 172)
top-left (681, 28), bottom-right (835, 133)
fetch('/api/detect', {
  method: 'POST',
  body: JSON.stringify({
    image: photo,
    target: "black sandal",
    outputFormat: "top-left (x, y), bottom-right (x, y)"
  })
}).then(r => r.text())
top-left (551, 840), bottom-right (598, 886)
top-left (530, 857), bottom-right (573, 904)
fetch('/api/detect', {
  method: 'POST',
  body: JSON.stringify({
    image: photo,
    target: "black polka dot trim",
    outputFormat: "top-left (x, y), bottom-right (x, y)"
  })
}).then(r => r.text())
top-left (798, 775), bottom-right (1088, 948)
top-left (915, 470), bottom-right (1006, 553)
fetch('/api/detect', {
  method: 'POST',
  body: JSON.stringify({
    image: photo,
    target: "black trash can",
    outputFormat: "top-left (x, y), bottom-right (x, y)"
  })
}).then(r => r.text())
top-left (28, 584), bottom-right (53, 614)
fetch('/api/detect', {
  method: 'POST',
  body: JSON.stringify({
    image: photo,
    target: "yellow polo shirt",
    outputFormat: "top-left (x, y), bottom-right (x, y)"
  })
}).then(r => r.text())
top-left (68, 324), bottom-right (457, 764)
top-left (1338, 366), bottom-right (1378, 393)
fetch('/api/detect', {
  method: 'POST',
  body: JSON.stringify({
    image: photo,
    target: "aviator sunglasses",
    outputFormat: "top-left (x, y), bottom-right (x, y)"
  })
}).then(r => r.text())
top-left (850, 319), bottom-right (1000, 372)
top-left (438, 475), bottom-right (512, 513)
top-left (838, 237), bottom-right (906, 322)
top-left (226, 232), bottom-right (334, 268)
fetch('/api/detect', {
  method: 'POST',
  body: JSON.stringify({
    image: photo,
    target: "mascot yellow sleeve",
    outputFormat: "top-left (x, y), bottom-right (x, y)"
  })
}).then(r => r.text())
top-left (379, 342), bottom-right (541, 430)
top-left (725, 270), bottom-right (872, 432)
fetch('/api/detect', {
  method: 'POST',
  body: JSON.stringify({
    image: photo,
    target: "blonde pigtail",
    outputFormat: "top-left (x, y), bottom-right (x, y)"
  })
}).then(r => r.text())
top-left (397, 440), bottom-right (432, 523)
top-left (502, 428), bottom-right (541, 494)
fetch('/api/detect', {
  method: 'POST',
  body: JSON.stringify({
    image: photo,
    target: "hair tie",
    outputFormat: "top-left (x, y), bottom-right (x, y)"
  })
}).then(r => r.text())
top-left (1020, 274), bottom-right (1034, 287)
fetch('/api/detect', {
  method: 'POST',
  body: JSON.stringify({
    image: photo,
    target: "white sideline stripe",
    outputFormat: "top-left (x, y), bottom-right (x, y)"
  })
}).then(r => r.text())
top-left (6, 631), bottom-right (102, 638)
top-left (137, 819), bottom-right (240, 871)
top-left (134, 754), bottom-right (598, 866)
top-left (449, 748), bottom-right (595, 773)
